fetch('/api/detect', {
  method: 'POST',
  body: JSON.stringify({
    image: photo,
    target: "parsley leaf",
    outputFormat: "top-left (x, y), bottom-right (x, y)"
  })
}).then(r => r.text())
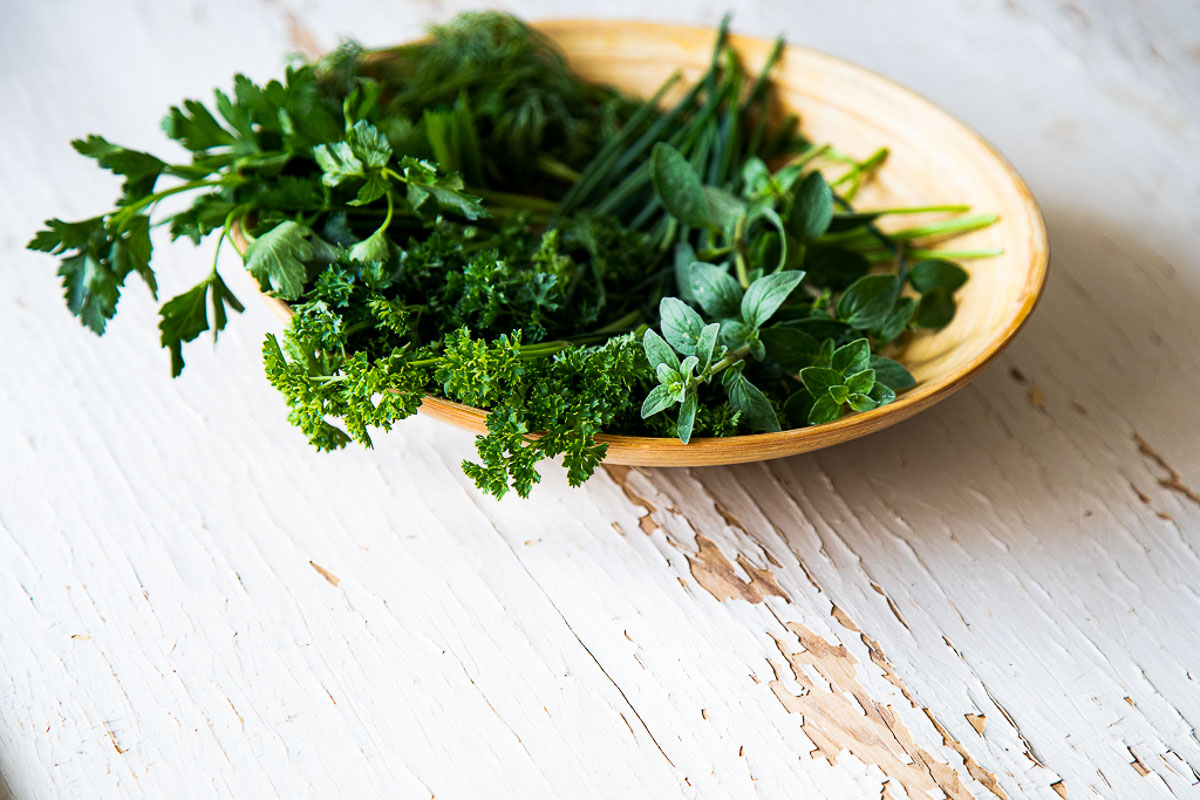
top-left (244, 221), bottom-right (312, 300)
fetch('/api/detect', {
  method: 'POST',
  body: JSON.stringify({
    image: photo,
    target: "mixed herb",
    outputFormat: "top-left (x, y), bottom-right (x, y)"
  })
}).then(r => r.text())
top-left (30, 12), bottom-right (998, 498)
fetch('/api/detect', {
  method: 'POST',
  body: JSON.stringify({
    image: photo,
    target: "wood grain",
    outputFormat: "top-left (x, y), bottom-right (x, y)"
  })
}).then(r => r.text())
top-left (2, 1), bottom-right (1198, 799)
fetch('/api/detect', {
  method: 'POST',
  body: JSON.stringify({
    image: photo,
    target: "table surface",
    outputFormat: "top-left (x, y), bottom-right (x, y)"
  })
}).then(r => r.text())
top-left (3, 1), bottom-right (1199, 798)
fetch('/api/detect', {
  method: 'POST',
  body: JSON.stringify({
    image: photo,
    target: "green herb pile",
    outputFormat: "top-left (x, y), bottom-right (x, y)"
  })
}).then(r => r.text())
top-left (30, 12), bottom-right (998, 498)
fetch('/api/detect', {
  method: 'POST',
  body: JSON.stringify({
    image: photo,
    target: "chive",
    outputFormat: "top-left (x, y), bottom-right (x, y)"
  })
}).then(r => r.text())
top-left (865, 247), bottom-right (1005, 262)
top-left (555, 71), bottom-right (682, 216)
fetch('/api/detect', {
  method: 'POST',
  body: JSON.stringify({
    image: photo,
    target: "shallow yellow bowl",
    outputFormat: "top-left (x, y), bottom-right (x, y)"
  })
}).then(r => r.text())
top-left (241, 20), bottom-right (1048, 468)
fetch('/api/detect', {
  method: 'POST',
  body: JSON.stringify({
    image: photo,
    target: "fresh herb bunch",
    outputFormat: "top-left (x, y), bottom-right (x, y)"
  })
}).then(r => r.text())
top-left (30, 12), bottom-right (998, 497)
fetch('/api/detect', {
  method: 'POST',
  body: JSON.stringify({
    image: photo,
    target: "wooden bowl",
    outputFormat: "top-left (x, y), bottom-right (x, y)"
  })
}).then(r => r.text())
top-left (236, 20), bottom-right (1048, 467)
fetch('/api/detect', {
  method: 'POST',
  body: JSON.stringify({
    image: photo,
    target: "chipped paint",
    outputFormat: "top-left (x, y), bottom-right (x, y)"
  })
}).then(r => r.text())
top-left (768, 622), bottom-right (990, 800)
top-left (308, 561), bottom-right (341, 587)
top-left (688, 535), bottom-right (788, 604)
top-left (604, 465), bottom-right (660, 535)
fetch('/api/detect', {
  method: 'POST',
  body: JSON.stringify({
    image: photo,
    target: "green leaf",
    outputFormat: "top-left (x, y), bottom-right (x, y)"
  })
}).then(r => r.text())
top-left (346, 120), bottom-right (392, 169)
top-left (704, 187), bottom-right (745, 232)
top-left (725, 373), bottom-right (781, 433)
top-left (746, 203), bottom-right (789, 271)
top-left (59, 250), bottom-right (119, 335)
top-left (844, 368), bottom-right (876, 395)
top-left (790, 317), bottom-right (854, 342)
top-left (720, 319), bottom-right (754, 351)
top-left (342, 80), bottom-right (382, 126)
top-left (804, 248), bottom-right (870, 291)
top-left (837, 273), bottom-right (899, 330)
top-left (914, 287), bottom-right (957, 328)
top-left (790, 171), bottom-right (834, 240)
top-left (347, 227), bottom-right (390, 264)
top-left (162, 99), bottom-right (235, 151)
top-left (808, 393), bottom-right (842, 425)
top-left (351, 173), bottom-right (389, 206)
top-left (214, 87), bottom-right (256, 143)
top-left (689, 261), bottom-right (743, 319)
top-left (695, 322), bottom-right (721, 371)
top-left (780, 390), bottom-right (811, 428)
top-left (641, 384), bottom-right (676, 418)
top-left (741, 270), bottom-right (805, 329)
top-left (28, 216), bottom-right (104, 254)
top-left (656, 362), bottom-right (683, 388)
top-left (759, 326), bottom-right (821, 372)
top-left (847, 392), bottom-right (879, 412)
top-left (869, 381), bottom-right (897, 406)
top-left (71, 135), bottom-right (166, 200)
top-left (642, 328), bottom-right (680, 370)
top-left (659, 297), bottom-right (706, 356)
top-left (158, 278), bottom-right (211, 377)
top-left (650, 143), bottom-right (711, 228)
top-left (402, 158), bottom-right (488, 220)
top-left (909, 259), bottom-right (968, 293)
top-left (829, 384), bottom-right (850, 405)
top-left (37, 216), bottom-right (123, 335)
top-left (874, 296), bottom-right (915, 343)
top-left (677, 390), bottom-right (698, 444)
top-left (831, 338), bottom-right (871, 375)
top-left (740, 157), bottom-right (772, 195)
top-left (313, 141), bottom-right (364, 186)
top-left (244, 220), bottom-right (311, 299)
top-left (800, 366), bottom-right (842, 398)
top-left (673, 242), bottom-right (698, 304)
top-left (109, 214), bottom-right (156, 297)
top-left (209, 270), bottom-right (244, 335)
top-left (869, 355), bottom-right (916, 392)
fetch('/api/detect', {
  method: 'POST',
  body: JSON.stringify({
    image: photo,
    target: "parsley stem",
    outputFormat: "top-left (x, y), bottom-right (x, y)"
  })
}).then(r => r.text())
top-left (379, 189), bottom-right (395, 232)
top-left (111, 178), bottom-right (229, 229)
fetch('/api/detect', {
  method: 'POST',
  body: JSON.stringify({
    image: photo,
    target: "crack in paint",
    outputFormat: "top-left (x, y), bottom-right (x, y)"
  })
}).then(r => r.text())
top-left (1135, 433), bottom-right (1200, 507)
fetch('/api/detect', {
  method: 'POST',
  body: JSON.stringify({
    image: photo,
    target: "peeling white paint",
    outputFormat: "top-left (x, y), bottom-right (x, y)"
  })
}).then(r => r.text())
top-left (1, 1), bottom-right (1198, 798)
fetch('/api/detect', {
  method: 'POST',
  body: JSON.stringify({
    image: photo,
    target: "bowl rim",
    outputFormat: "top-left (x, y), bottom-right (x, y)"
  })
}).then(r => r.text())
top-left (240, 18), bottom-right (1049, 460)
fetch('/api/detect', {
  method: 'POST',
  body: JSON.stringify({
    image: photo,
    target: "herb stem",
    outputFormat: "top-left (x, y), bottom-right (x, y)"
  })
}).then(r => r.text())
top-left (112, 178), bottom-right (229, 228)
top-left (733, 213), bottom-right (751, 288)
top-left (471, 188), bottom-right (558, 213)
top-left (706, 344), bottom-right (752, 377)
top-left (536, 154), bottom-right (581, 183)
top-left (865, 247), bottom-right (1004, 262)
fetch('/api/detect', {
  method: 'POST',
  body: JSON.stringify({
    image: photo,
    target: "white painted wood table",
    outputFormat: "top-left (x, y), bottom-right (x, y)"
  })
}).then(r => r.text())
top-left (2, 1), bottom-right (1199, 797)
